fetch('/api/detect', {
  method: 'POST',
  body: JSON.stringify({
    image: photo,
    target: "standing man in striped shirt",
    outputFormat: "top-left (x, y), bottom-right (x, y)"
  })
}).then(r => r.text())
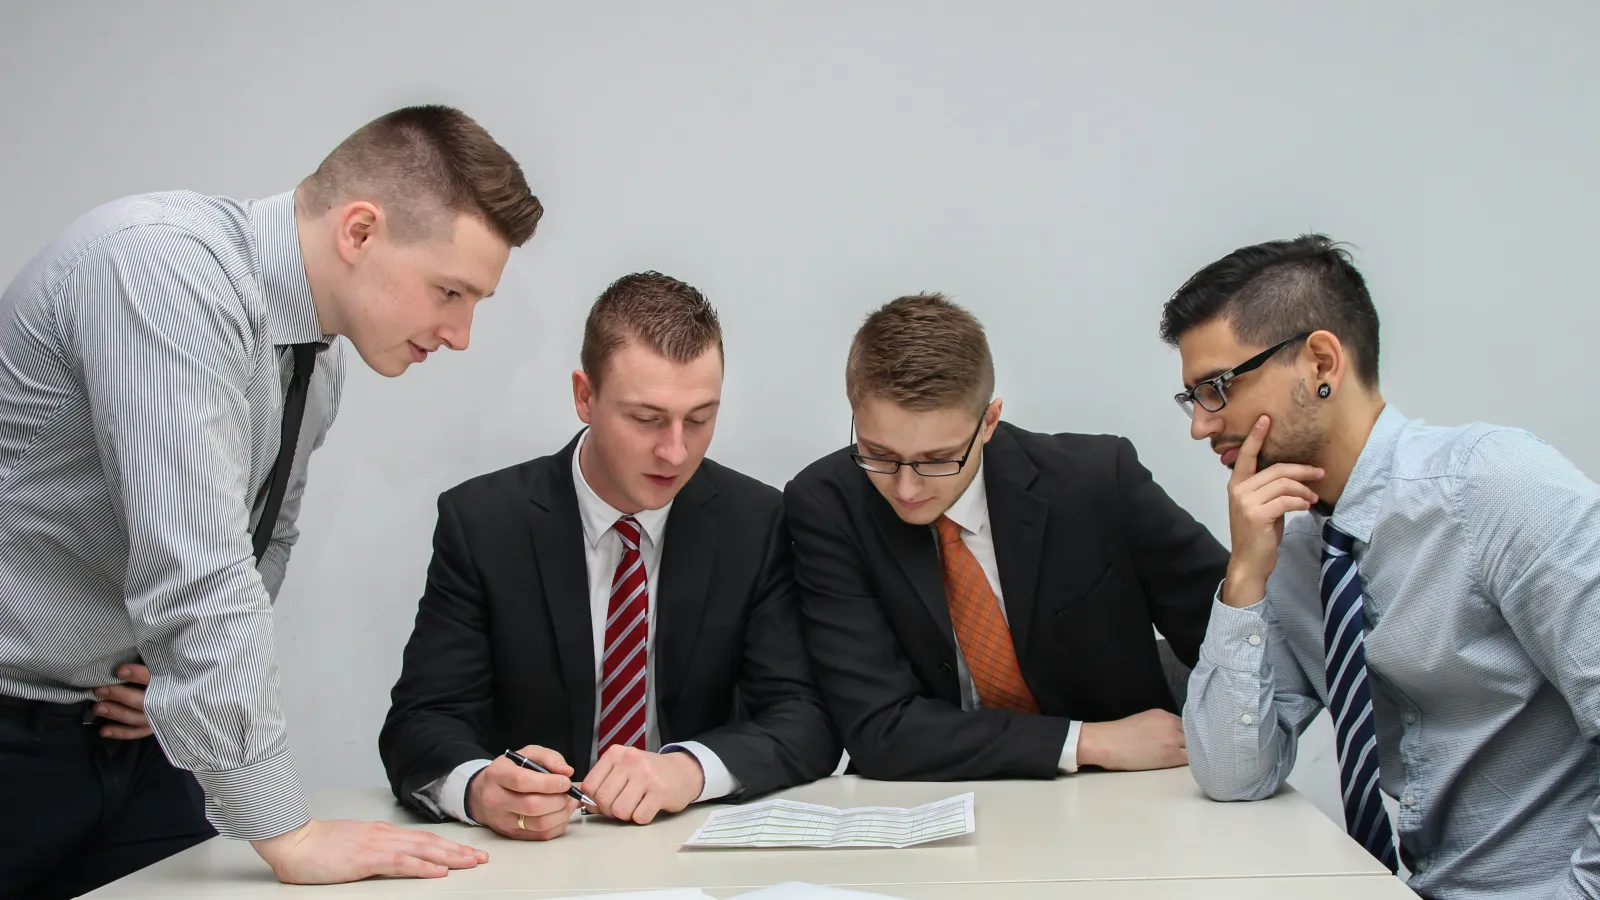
top-left (0, 105), bottom-right (543, 897)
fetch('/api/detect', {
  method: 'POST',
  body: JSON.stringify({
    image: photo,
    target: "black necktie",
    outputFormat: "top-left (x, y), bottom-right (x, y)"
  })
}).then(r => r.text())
top-left (253, 343), bottom-right (319, 564)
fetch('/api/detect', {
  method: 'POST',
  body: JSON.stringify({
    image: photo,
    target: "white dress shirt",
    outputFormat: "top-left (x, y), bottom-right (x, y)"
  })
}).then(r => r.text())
top-left (418, 430), bottom-right (738, 824)
top-left (941, 458), bottom-right (1081, 773)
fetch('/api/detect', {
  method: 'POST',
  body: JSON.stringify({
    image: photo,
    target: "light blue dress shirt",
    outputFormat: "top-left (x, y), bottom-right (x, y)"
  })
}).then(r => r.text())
top-left (1186, 405), bottom-right (1600, 899)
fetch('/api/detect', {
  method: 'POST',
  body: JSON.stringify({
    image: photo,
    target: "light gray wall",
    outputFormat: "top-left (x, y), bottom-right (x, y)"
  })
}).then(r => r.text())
top-left (3, 0), bottom-right (1597, 834)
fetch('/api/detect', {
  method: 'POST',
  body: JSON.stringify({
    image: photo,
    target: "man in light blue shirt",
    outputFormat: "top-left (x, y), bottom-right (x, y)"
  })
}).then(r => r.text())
top-left (1160, 233), bottom-right (1600, 899)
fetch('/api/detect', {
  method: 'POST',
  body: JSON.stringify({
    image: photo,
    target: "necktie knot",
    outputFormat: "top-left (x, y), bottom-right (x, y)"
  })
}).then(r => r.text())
top-left (1322, 520), bottom-right (1358, 556)
top-left (614, 515), bottom-right (642, 551)
top-left (934, 515), bottom-right (964, 547)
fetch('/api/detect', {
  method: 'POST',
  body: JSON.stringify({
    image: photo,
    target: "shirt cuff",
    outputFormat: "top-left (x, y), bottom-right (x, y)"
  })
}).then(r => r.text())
top-left (662, 741), bottom-right (741, 802)
top-left (1199, 583), bottom-right (1270, 673)
top-left (1058, 720), bottom-right (1082, 774)
top-left (416, 758), bottom-right (493, 825)
top-left (194, 751), bottom-right (312, 841)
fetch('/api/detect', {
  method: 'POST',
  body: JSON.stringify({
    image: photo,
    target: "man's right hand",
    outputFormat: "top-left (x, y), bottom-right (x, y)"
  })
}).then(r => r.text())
top-left (1222, 415), bottom-right (1323, 608)
top-left (466, 745), bottom-right (580, 841)
top-left (1077, 709), bottom-right (1188, 771)
top-left (251, 818), bottom-right (487, 883)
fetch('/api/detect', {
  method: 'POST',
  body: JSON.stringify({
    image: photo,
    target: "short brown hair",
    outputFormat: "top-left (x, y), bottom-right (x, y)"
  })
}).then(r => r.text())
top-left (298, 104), bottom-right (542, 247)
top-left (846, 293), bottom-right (994, 413)
top-left (581, 271), bottom-right (723, 391)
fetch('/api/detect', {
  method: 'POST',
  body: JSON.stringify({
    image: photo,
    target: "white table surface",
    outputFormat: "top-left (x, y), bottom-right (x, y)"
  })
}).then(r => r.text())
top-left (89, 769), bottom-right (1393, 898)
top-left (514, 877), bottom-right (1416, 899)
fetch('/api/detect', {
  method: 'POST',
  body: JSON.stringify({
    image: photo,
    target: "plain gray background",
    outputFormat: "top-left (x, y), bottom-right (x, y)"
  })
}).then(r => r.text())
top-left (2, 0), bottom-right (1597, 839)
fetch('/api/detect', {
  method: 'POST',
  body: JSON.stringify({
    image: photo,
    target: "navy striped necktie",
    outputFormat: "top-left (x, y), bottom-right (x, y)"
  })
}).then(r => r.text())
top-left (1320, 520), bottom-right (1400, 873)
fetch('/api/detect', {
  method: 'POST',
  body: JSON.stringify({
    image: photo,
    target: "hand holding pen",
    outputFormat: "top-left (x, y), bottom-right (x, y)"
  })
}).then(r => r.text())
top-left (464, 745), bottom-right (591, 841)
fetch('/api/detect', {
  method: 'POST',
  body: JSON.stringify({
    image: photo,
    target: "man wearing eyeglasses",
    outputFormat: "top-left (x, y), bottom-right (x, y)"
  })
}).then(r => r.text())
top-left (1164, 234), bottom-right (1600, 899)
top-left (784, 293), bottom-right (1227, 781)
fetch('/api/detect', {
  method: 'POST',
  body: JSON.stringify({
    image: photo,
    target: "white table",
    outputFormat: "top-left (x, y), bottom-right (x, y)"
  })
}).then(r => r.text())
top-left (512, 878), bottom-right (1417, 898)
top-left (89, 769), bottom-right (1400, 898)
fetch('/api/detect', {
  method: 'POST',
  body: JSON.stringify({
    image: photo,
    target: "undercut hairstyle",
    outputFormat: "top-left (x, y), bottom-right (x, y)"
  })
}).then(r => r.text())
top-left (1159, 234), bottom-right (1381, 386)
top-left (581, 271), bottom-right (723, 391)
top-left (846, 293), bottom-right (994, 414)
top-left (297, 104), bottom-right (542, 247)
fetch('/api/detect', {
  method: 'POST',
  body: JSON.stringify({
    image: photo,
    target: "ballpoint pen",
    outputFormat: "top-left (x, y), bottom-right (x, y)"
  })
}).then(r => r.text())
top-left (502, 748), bottom-right (599, 809)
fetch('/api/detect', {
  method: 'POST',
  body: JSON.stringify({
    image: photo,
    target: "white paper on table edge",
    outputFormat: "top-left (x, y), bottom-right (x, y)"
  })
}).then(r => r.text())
top-left (682, 792), bottom-right (974, 849)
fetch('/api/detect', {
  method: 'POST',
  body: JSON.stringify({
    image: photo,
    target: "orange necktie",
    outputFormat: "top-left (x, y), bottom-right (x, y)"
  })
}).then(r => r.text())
top-left (935, 515), bottom-right (1039, 714)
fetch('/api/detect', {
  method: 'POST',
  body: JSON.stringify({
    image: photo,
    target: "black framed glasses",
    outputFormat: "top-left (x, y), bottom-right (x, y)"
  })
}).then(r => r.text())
top-left (1175, 332), bottom-right (1311, 418)
top-left (851, 416), bottom-right (985, 477)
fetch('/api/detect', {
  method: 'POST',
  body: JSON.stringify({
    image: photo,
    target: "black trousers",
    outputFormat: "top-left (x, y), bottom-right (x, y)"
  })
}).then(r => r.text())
top-left (0, 697), bottom-right (216, 899)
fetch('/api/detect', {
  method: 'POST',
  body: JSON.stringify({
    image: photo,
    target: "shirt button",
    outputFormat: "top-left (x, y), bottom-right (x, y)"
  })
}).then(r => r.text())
top-left (1240, 713), bottom-right (1255, 725)
top-left (1247, 634), bottom-right (1262, 646)
top-left (1403, 712), bottom-right (1416, 725)
top-left (1403, 791), bottom-right (1415, 806)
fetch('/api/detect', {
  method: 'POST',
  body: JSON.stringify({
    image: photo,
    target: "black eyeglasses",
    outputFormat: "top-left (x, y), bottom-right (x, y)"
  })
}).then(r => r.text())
top-left (851, 416), bottom-right (985, 477)
top-left (1174, 332), bottom-right (1311, 418)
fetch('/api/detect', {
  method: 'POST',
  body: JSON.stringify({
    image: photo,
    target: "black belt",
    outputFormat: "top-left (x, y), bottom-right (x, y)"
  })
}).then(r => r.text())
top-left (0, 693), bottom-right (97, 722)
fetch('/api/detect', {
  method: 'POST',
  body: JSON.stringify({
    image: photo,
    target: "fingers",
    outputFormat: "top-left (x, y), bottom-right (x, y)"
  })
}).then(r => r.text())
top-left (1240, 464), bottom-right (1325, 494)
top-left (495, 785), bottom-right (577, 819)
top-left (488, 757), bottom-right (572, 795)
top-left (579, 749), bottom-right (620, 800)
top-left (505, 802), bottom-right (575, 839)
top-left (93, 698), bottom-right (149, 727)
top-left (631, 789), bottom-right (666, 826)
top-left (1250, 476), bottom-right (1320, 508)
top-left (395, 828), bottom-right (489, 870)
top-left (584, 748), bottom-right (646, 820)
top-left (99, 723), bottom-right (155, 740)
top-left (587, 769), bottom-right (627, 818)
top-left (1259, 495), bottom-right (1315, 520)
top-left (94, 683), bottom-right (148, 712)
top-left (514, 744), bottom-right (573, 776)
top-left (361, 851), bottom-right (448, 880)
top-left (1230, 415), bottom-right (1270, 482)
top-left (117, 663), bottom-right (151, 686)
top-left (610, 777), bottom-right (649, 824)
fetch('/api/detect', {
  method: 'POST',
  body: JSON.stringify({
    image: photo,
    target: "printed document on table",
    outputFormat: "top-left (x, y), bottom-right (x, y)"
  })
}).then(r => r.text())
top-left (683, 793), bottom-right (974, 849)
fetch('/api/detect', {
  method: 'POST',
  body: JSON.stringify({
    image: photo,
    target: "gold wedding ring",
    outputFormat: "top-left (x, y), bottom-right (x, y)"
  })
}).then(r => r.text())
top-left (517, 813), bottom-right (526, 830)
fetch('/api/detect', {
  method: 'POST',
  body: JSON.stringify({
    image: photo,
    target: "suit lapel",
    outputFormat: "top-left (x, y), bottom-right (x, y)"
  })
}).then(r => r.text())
top-left (655, 469), bottom-right (717, 722)
top-left (983, 427), bottom-right (1048, 660)
top-left (527, 434), bottom-right (597, 753)
top-left (867, 491), bottom-right (955, 646)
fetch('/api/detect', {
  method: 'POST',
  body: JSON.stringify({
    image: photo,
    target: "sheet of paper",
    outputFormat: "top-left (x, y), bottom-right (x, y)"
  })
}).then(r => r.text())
top-left (537, 883), bottom-right (713, 890)
top-left (683, 792), bottom-right (974, 849)
top-left (735, 883), bottom-right (913, 898)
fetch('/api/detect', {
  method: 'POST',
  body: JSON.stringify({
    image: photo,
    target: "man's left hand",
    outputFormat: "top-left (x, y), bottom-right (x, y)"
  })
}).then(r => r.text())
top-left (93, 663), bottom-right (153, 740)
top-left (580, 745), bottom-right (705, 825)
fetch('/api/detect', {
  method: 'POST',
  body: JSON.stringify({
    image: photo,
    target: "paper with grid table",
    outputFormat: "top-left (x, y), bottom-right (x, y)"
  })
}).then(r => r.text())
top-left (682, 792), bottom-right (975, 849)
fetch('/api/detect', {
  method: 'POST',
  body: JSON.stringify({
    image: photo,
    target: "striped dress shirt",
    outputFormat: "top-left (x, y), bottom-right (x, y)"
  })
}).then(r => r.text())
top-left (0, 190), bottom-right (345, 841)
top-left (1185, 405), bottom-right (1600, 899)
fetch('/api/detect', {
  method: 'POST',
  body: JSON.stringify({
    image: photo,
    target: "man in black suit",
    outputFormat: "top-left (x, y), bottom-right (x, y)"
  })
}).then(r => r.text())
top-left (785, 293), bottom-right (1227, 782)
top-left (381, 272), bottom-right (839, 840)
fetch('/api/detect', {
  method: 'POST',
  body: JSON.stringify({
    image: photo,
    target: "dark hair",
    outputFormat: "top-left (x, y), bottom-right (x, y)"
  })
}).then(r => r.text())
top-left (299, 104), bottom-right (542, 247)
top-left (581, 271), bottom-right (723, 391)
top-left (1160, 234), bottom-right (1380, 386)
top-left (846, 293), bottom-right (994, 414)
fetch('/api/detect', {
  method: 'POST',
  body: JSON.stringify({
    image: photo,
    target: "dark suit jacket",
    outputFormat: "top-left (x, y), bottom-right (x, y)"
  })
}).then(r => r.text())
top-left (381, 432), bottom-right (841, 819)
top-left (783, 421), bottom-right (1227, 781)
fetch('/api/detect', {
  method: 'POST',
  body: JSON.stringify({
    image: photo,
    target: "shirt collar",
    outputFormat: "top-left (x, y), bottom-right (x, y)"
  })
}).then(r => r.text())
top-left (571, 429), bottom-right (672, 549)
top-left (1322, 404), bottom-right (1409, 543)
top-left (247, 191), bottom-right (329, 346)
top-left (940, 456), bottom-right (990, 537)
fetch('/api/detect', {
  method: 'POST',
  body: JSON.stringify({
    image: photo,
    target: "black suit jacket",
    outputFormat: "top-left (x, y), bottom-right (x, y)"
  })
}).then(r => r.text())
top-left (783, 421), bottom-right (1227, 781)
top-left (381, 432), bottom-right (841, 819)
